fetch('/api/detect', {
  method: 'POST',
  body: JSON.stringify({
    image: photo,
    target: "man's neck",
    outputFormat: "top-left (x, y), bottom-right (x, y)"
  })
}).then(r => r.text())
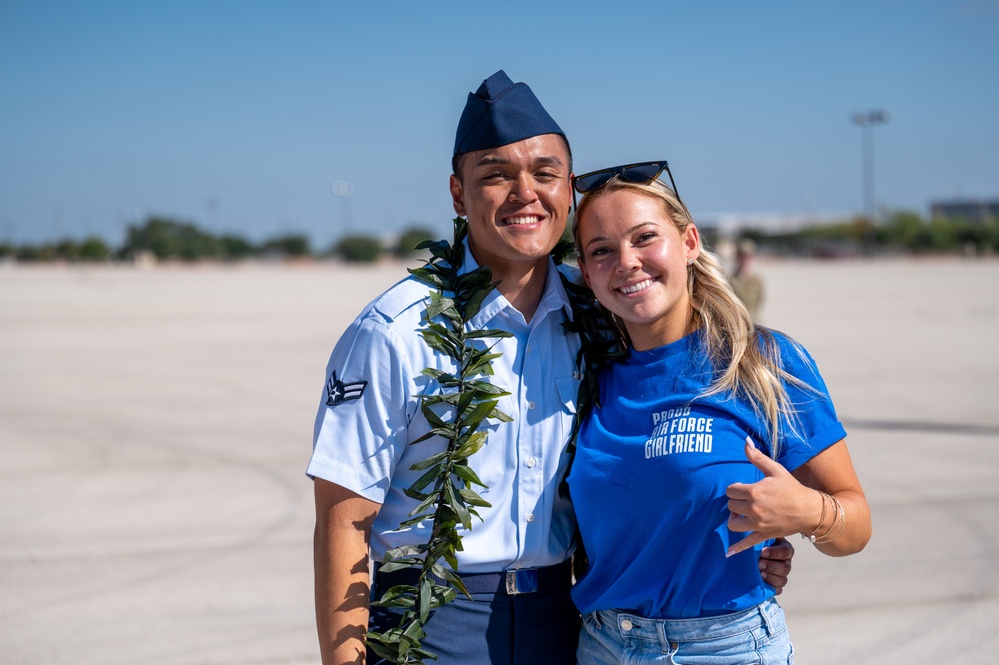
top-left (488, 258), bottom-right (550, 323)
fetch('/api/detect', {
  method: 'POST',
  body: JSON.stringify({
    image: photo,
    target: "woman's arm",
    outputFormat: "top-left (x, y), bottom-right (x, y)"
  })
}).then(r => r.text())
top-left (725, 438), bottom-right (872, 558)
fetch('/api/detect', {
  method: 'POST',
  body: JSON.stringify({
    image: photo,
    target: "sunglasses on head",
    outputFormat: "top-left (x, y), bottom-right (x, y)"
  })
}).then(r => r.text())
top-left (571, 161), bottom-right (679, 210)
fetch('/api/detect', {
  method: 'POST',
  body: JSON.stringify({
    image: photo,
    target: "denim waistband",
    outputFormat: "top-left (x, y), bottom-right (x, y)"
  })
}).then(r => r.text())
top-left (593, 598), bottom-right (783, 642)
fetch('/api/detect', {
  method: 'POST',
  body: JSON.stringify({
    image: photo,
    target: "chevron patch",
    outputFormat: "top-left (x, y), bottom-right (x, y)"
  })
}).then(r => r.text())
top-left (325, 370), bottom-right (367, 407)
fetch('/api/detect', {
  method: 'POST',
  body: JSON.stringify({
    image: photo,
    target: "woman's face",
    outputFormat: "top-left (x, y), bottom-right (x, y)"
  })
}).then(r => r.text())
top-left (577, 188), bottom-right (699, 351)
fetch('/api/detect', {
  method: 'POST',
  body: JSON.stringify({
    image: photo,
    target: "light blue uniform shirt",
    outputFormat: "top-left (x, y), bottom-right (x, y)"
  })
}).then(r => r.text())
top-left (308, 245), bottom-right (582, 572)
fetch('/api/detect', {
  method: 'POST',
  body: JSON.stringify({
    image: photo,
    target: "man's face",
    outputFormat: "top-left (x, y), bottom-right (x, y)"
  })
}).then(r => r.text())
top-left (449, 134), bottom-right (572, 275)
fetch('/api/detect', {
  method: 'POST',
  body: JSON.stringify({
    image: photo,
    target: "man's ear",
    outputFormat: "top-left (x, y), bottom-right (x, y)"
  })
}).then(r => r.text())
top-left (568, 172), bottom-right (575, 216)
top-left (449, 174), bottom-right (466, 216)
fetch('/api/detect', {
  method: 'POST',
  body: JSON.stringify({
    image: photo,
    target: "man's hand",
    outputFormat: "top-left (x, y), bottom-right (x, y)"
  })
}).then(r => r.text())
top-left (759, 538), bottom-right (794, 594)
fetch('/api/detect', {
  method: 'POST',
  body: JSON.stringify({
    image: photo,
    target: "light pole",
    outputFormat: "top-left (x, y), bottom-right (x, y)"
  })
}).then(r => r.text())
top-left (851, 110), bottom-right (890, 220)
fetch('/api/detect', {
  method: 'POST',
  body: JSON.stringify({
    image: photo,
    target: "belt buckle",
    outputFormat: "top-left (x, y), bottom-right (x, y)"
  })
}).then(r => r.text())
top-left (505, 569), bottom-right (538, 595)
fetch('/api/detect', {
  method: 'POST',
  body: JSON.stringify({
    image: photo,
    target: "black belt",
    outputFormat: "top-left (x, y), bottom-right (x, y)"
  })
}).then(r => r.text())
top-left (373, 560), bottom-right (572, 596)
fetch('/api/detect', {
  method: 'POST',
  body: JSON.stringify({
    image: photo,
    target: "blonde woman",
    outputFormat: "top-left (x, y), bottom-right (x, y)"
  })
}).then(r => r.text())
top-left (566, 163), bottom-right (871, 665)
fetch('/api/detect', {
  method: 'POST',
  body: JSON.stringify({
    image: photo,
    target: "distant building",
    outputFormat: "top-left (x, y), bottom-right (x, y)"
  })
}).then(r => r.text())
top-left (930, 199), bottom-right (999, 225)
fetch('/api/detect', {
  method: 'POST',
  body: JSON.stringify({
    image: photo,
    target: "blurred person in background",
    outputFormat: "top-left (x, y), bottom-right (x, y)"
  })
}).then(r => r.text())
top-left (730, 238), bottom-right (765, 322)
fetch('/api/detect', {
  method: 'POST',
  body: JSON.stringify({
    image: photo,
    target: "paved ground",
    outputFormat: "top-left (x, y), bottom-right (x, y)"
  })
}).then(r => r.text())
top-left (1, 256), bottom-right (997, 664)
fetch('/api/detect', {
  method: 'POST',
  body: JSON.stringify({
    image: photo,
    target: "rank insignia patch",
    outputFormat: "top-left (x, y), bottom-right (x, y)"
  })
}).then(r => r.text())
top-left (326, 371), bottom-right (367, 407)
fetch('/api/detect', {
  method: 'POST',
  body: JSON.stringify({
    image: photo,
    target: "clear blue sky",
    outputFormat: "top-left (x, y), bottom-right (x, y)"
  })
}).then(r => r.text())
top-left (2, 0), bottom-right (997, 247)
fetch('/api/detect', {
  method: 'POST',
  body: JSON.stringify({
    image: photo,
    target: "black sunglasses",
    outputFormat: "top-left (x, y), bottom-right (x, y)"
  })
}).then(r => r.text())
top-left (571, 161), bottom-right (679, 210)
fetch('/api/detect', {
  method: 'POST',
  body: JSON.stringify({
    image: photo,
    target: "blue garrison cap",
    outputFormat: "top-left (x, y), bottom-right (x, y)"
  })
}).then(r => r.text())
top-left (453, 70), bottom-right (565, 155)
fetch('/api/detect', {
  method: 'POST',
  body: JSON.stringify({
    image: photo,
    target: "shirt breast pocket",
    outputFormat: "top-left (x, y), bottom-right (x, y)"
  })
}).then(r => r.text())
top-left (555, 376), bottom-right (580, 416)
top-left (553, 375), bottom-right (582, 470)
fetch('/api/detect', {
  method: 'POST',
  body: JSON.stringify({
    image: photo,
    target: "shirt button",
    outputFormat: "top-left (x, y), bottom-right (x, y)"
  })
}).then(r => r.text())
top-left (527, 401), bottom-right (536, 410)
top-left (621, 619), bottom-right (633, 631)
top-left (526, 513), bottom-right (535, 523)
top-left (526, 457), bottom-right (537, 468)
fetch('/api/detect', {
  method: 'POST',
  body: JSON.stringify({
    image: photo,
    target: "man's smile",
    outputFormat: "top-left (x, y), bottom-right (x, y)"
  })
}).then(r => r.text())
top-left (502, 215), bottom-right (542, 226)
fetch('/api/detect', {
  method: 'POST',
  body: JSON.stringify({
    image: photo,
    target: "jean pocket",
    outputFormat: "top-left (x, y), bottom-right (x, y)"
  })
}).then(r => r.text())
top-left (582, 610), bottom-right (603, 631)
top-left (754, 628), bottom-right (793, 665)
top-left (670, 631), bottom-right (760, 665)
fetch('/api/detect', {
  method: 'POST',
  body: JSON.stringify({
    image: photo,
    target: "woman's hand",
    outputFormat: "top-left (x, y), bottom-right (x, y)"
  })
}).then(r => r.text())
top-left (725, 438), bottom-right (821, 558)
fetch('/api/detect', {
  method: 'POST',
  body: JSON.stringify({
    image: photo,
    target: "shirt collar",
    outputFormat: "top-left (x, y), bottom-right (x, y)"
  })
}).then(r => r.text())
top-left (458, 238), bottom-right (574, 330)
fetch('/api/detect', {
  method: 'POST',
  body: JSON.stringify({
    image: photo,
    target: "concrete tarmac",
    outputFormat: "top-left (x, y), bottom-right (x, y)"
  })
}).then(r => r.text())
top-left (1, 257), bottom-right (997, 664)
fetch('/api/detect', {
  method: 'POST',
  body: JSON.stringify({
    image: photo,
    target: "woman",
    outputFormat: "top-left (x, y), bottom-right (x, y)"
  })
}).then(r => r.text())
top-left (566, 162), bottom-right (871, 664)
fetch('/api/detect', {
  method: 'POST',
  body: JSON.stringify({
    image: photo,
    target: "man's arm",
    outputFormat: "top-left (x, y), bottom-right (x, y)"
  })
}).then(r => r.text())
top-left (314, 478), bottom-right (379, 665)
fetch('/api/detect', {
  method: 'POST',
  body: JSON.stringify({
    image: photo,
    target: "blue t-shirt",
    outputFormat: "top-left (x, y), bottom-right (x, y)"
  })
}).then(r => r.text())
top-left (568, 329), bottom-right (846, 619)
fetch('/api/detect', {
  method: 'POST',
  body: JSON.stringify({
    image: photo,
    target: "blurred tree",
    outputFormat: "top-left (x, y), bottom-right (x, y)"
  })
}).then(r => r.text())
top-left (123, 217), bottom-right (224, 260)
top-left (850, 216), bottom-right (877, 254)
top-left (926, 218), bottom-right (958, 253)
top-left (985, 221), bottom-right (999, 253)
top-left (55, 239), bottom-right (80, 260)
top-left (79, 237), bottom-right (111, 261)
top-left (394, 227), bottom-right (435, 257)
top-left (220, 234), bottom-right (257, 259)
top-left (17, 244), bottom-right (58, 261)
top-left (333, 234), bottom-right (382, 263)
top-left (878, 211), bottom-right (925, 250)
top-left (261, 234), bottom-right (310, 258)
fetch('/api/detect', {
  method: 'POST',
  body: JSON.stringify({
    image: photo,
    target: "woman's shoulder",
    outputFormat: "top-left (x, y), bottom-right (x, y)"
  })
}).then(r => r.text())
top-left (755, 327), bottom-right (810, 358)
top-left (754, 327), bottom-right (829, 390)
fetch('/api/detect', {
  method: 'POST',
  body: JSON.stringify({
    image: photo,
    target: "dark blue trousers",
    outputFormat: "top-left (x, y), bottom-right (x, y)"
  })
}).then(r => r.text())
top-left (368, 568), bottom-right (580, 665)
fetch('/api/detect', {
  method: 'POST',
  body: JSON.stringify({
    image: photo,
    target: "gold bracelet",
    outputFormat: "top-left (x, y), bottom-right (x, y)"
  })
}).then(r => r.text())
top-left (801, 490), bottom-right (829, 544)
top-left (813, 495), bottom-right (846, 545)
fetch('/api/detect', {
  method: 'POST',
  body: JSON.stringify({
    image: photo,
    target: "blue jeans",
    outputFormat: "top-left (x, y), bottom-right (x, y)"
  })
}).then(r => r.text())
top-left (577, 598), bottom-right (793, 665)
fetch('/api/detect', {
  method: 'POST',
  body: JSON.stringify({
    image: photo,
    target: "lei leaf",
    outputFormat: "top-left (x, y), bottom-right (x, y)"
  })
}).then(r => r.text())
top-left (551, 239), bottom-right (630, 579)
top-left (365, 217), bottom-right (509, 664)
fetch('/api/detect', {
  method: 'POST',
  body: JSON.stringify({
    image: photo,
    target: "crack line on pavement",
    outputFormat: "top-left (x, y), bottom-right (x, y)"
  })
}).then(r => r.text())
top-left (842, 417), bottom-right (999, 437)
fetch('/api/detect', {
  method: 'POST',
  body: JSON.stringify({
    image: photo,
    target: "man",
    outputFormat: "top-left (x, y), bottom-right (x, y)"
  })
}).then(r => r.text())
top-left (309, 71), bottom-right (792, 665)
top-left (730, 238), bottom-right (765, 322)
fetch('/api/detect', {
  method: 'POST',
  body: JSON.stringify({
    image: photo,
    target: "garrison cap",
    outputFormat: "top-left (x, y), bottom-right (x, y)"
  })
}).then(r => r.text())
top-left (453, 70), bottom-right (565, 155)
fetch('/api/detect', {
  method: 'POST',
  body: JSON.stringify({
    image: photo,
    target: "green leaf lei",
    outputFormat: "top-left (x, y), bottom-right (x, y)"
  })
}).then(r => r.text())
top-left (366, 220), bottom-right (625, 664)
top-left (365, 217), bottom-right (512, 664)
top-left (549, 240), bottom-right (630, 501)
